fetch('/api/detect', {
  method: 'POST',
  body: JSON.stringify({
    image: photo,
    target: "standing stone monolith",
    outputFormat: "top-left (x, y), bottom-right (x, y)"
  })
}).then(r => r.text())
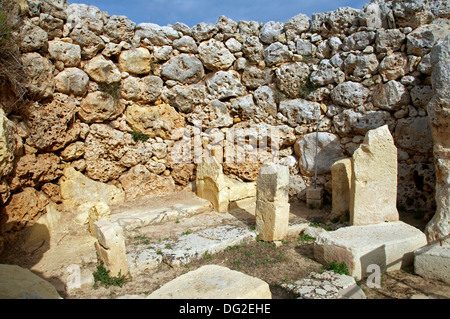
top-left (329, 158), bottom-right (352, 222)
top-left (425, 35), bottom-right (450, 244)
top-left (255, 162), bottom-right (290, 241)
top-left (350, 125), bottom-right (399, 225)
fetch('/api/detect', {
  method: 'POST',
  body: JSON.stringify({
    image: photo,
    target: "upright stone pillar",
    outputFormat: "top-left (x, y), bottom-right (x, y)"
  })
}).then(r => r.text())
top-left (94, 218), bottom-right (129, 277)
top-left (329, 158), bottom-right (352, 222)
top-left (350, 125), bottom-right (399, 226)
top-left (255, 163), bottom-right (290, 241)
top-left (425, 35), bottom-right (450, 244)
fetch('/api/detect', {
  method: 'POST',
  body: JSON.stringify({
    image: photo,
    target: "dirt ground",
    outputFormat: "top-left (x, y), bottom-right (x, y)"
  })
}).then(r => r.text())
top-left (0, 195), bottom-right (449, 300)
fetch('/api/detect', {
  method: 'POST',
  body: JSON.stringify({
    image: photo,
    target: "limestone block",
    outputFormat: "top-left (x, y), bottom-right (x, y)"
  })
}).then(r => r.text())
top-left (119, 48), bottom-right (151, 75)
top-left (21, 52), bottom-right (55, 101)
top-left (54, 67), bottom-right (89, 96)
top-left (414, 245), bottom-right (450, 284)
top-left (83, 55), bottom-right (121, 84)
top-left (198, 39), bottom-right (235, 71)
top-left (59, 167), bottom-right (125, 207)
top-left (88, 201), bottom-right (111, 236)
top-left (314, 221), bottom-right (428, 280)
top-left (255, 163), bottom-right (290, 241)
top-left (330, 158), bottom-right (352, 222)
top-left (147, 265), bottom-right (271, 299)
top-left (161, 54), bottom-right (204, 84)
top-left (0, 264), bottom-right (61, 299)
top-left (94, 218), bottom-right (129, 277)
top-left (48, 40), bottom-right (81, 67)
top-left (350, 125), bottom-right (399, 226)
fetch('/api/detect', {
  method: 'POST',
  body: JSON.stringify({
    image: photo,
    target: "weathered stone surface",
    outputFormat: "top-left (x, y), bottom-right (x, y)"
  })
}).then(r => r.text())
top-left (124, 103), bottom-right (185, 140)
top-left (342, 31), bottom-right (376, 51)
top-left (284, 13), bottom-right (310, 40)
top-left (48, 40), bottom-right (81, 67)
top-left (191, 22), bottom-right (217, 42)
top-left (241, 66), bottom-right (273, 90)
top-left (66, 3), bottom-right (104, 34)
top-left (330, 158), bottom-right (352, 222)
top-left (0, 264), bottom-right (61, 299)
top-left (407, 19), bottom-right (450, 56)
top-left (1, 188), bottom-right (49, 235)
top-left (331, 82), bottom-right (370, 108)
top-left (121, 75), bottom-right (163, 104)
top-left (206, 71), bottom-right (245, 100)
top-left (22, 52), bottom-right (54, 101)
top-left (134, 23), bottom-right (179, 46)
top-left (425, 35), bottom-right (450, 243)
top-left (119, 48), bottom-right (151, 75)
top-left (161, 54), bottom-right (204, 84)
top-left (88, 201), bottom-right (111, 236)
top-left (394, 117), bottom-right (433, 154)
top-left (414, 244), bottom-right (450, 283)
top-left (162, 83), bottom-right (205, 113)
top-left (311, 59), bottom-right (345, 86)
top-left (311, 7), bottom-right (362, 35)
top-left (332, 109), bottom-right (395, 137)
top-left (275, 62), bottom-right (310, 98)
top-left (173, 36), bottom-right (198, 53)
top-left (242, 36), bottom-right (264, 64)
top-left (59, 167), bottom-right (125, 207)
top-left (94, 218), bottom-right (129, 277)
top-left (279, 99), bottom-right (321, 127)
top-left (343, 53), bottom-right (379, 78)
top-left (61, 141), bottom-right (85, 161)
top-left (198, 39), bottom-right (235, 71)
top-left (7, 153), bottom-right (61, 191)
top-left (295, 133), bottom-right (345, 177)
top-left (118, 164), bottom-right (175, 200)
top-left (373, 80), bottom-right (411, 111)
top-left (262, 42), bottom-right (291, 66)
top-left (0, 110), bottom-right (19, 179)
top-left (375, 29), bottom-right (406, 53)
top-left (314, 221), bottom-right (428, 280)
top-left (361, 1), bottom-right (395, 29)
top-left (69, 26), bottom-right (105, 59)
top-left (350, 125), bottom-right (398, 226)
top-left (379, 52), bottom-right (408, 82)
top-left (19, 21), bottom-right (48, 53)
top-left (83, 55), bottom-right (121, 84)
top-left (148, 265), bottom-right (271, 299)
top-left (259, 21), bottom-right (284, 44)
top-left (84, 123), bottom-right (153, 182)
top-left (255, 163), bottom-right (290, 241)
top-left (79, 91), bottom-right (124, 123)
top-left (296, 39), bottom-right (316, 56)
top-left (54, 67), bottom-right (89, 96)
top-left (104, 15), bottom-right (136, 43)
top-left (410, 85), bottom-right (433, 108)
top-left (254, 86), bottom-right (277, 118)
top-left (21, 94), bottom-right (78, 151)
top-left (392, 0), bottom-right (434, 29)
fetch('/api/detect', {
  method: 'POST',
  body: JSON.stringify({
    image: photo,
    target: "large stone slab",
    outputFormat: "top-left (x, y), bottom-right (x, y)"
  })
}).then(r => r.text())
top-left (147, 265), bottom-right (271, 299)
top-left (414, 244), bottom-right (450, 284)
top-left (0, 264), bottom-right (61, 299)
top-left (329, 158), bottom-right (352, 222)
top-left (314, 221), bottom-right (427, 280)
top-left (350, 125), bottom-right (399, 226)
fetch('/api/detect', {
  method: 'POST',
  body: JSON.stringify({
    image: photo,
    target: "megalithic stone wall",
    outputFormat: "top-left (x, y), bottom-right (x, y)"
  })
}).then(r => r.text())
top-left (425, 35), bottom-right (450, 244)
top-left (0, 0), bottom-right (450, 249)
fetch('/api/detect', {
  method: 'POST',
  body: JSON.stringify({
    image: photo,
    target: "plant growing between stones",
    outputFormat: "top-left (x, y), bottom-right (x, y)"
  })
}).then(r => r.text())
top-left (92, 261), bottom-right (128, 289)
top-left (131, 131), bottom-right (149, 142)
top-left (321, 260), bottom-right (350, 276)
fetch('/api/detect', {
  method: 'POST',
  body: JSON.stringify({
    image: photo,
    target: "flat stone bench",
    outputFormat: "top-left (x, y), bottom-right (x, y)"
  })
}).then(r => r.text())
top-left (147, 265), bottom-right (272, 299)
top-left (313, 221), bottom-right (428, 280)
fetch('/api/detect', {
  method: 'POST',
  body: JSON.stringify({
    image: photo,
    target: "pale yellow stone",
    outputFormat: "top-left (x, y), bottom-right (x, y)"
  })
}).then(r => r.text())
top-left (119, 48), bottom-right (151, 75)
top-left (147, 265), bottom-right (271, 299)
top-left (0, 264), bottom-right (61, 299)
top-left (330, 158), bottom-right (352, 221)
top-left (255, 200), bottom-right (289, 241)
top-left (350, 125), bottom-right (399, 225)
top-left (88, 201), bottom-right (111, 236)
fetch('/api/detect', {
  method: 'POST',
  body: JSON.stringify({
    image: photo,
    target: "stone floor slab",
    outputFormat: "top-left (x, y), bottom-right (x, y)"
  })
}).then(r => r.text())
top-left (414, 244), bottom-right (450, 284)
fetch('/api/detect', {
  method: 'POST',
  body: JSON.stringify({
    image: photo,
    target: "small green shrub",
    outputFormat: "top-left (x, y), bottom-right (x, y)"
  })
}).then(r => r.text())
top-left (322, 260), bottom-right (350, 276)
top-left (92, 261), bottom-right (127, 289)
top-left (298, 233), bottom-right (315, 243)
top-left (131, 131), bottom-right (149, 142)
top-left (99, 82), bottom-right (120, 100)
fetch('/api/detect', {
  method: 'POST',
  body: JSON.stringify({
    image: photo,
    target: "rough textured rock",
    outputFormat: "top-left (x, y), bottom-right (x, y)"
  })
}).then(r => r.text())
top-left (21, 94), bottom-right (78, 151)
top-left (121, 75), bottom-right (163, 104)
top-left (259, 21), bottom-right (284, 44)
top-left (54, 67), bottom-right (89, 96)
top-left (414, 244), bottom-right (450, 283)
top-left (198, 39), bottom-right (235, 71)
top-left (275, 62), bottom-right (310, 98)
top-left (59, 167), bottom-right (125, 207)
top-left (148, 265), bottom-right (271, 299)
top-left (379, 52), bottom-right (408, 82)
top-left (48, 40), bottom-right (81, 67)
top-left (279, 99), bottom-right (321, 127)
top-left (0, 264), bottom-right (61, 299)
top-left (330, 158), bottom-right (352, 222)
top-left (295, 133), bottom-right (345, 177)
top-left (333, 109), bottom-right (395, 137)
top-left (22, 52), bottom-right (55, 101)
top-left (373, 80), bottom-right (411, 111)
top-left (79, 91), bottom-right (124, 123)
top-left (331, 82), bottom-right (370, 108)
top-left (407, 19), bottom-right (450, 56)
top-left (161, 54), bottom-right (204, 84)
top-left (69, 26), bottom-right (105, 59)
top-left (262, 42), bottom-right (291, 66)
top-left (104, 15), bottom-right (136, 43)
top-left (206, 71), bottom-right (245, 100)
top-left (350, 125), bottom-right (399, 226)
top-left (83, 55), bottom-right (121, 84)
top-left (119, 48), bottom-right (151, 75)
top-left (84, 124), bottom-right (153, 182)
top-left (124, 103), bottom-right (185, 140)
top-left (118, 164), bottom-right (175, 200)
top-left (394, 117), bottom-right (433, 154)
top-left (425, 35), bottom-right (450, 243)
